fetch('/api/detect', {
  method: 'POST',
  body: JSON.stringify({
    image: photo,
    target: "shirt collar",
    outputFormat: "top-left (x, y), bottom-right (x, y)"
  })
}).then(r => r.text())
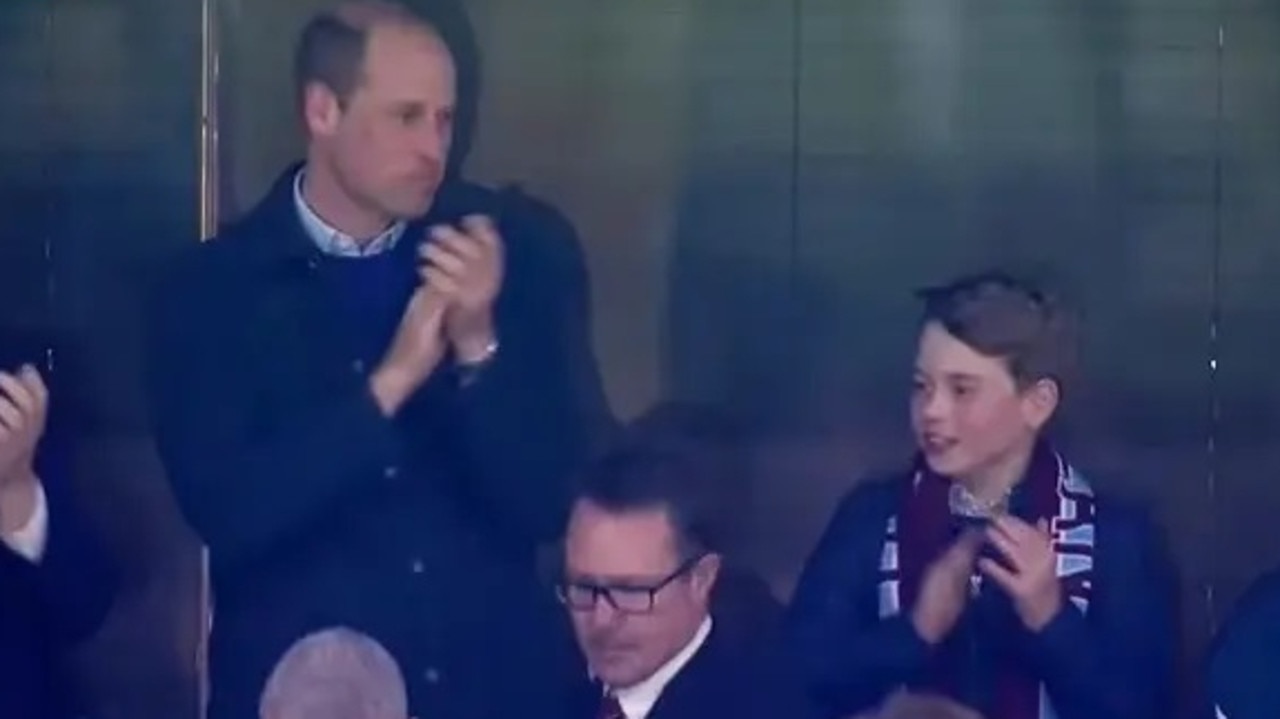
top-left (293, 168), bottom-right (405, 257)
top-left (610, 617), bottom-right (712, 719)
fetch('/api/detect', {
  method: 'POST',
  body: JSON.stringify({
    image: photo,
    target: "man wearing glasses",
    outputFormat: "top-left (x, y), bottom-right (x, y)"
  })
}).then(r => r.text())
top-left (557, 436), bottom-right (820, 719)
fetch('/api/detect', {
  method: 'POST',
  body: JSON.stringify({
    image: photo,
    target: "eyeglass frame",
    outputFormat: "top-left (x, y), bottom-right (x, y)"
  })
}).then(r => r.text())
top-left (555, 552), bottom-right (709, 615)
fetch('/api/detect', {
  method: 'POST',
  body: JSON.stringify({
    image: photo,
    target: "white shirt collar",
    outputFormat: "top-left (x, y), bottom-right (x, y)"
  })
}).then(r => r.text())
top-left (293, 169), bottom-right (405, 257)
top-left (610, 617), bottom-right (712, 719)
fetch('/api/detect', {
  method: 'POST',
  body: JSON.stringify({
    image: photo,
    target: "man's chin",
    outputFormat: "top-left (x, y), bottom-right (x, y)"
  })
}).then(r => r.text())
top-left (387, 193), bottom-right (437, 222)
top-left (590, 656), bottom-right (651, 690)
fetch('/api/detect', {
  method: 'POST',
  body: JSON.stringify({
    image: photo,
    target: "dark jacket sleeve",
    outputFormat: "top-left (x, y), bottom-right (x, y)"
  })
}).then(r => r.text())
top-left (30, 450), bottom-right (118, 647)
top-left (453, 191), bottom-right (616, 543)
top-left (1209, 567), bottom-right (1280, 719)
top-left (147, 248), bottom-right (404, 572)
top-left (1022, 503), bottom-right (1175, 719)
top-left (785, 479), bottom-right (931, 717)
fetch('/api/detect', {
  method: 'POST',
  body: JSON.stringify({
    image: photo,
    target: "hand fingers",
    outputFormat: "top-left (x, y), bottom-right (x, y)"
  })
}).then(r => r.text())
top-left (986, 519), bottom-right (1021, 550)
top-left (0, 394), bottom-right (24, 433)
top-left (991, 515), bottom-right (1040, 545)
top-left (428, 225), bottom-right (487, 262)
top-left (460, 214), bottom-right (502, 252)
top-left (940, 529), bottom-right (983, 572)
top-left (440, 231), bottom-right (486, 262)
top-left (18, 364), bottom-right (48, 409)
top-left (420, 242), bottom-right (470, 277)
top-left (405, 285), bottom-right (450, 328)
top-left (984, 525), bottom-right (1024, 570)
top-left (0, 370), bottom-right (37, 416)
top-left (977, 557), bottom-right (1019, 593)
top-left (420, 266), bottom-right (459, 297)
top-left (951, 528), bottom-right (984, 556)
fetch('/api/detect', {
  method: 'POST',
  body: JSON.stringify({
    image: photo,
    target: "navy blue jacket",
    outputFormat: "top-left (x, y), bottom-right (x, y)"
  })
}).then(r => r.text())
top-left (147, 167), bottom-right (610, 719)
top-left (1209, 566), bottom-right (1280, 719)
top-left (0, 452), bottom-right (117, 719)
top-left (786, 475), bottom-right (1175, 719)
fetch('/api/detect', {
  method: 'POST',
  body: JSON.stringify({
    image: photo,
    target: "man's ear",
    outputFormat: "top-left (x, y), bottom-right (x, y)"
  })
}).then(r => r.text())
top-left (302, 81), bottom-right (344, 138)
top-left (694, 553), bottom-right (722, 600)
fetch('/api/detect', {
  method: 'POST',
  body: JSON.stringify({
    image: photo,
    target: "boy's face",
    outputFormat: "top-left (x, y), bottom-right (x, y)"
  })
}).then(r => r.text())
top-left (910, 321), bottom-right (1056, 485)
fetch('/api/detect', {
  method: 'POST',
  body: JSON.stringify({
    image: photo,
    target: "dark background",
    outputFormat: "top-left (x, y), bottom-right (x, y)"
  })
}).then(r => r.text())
top-left (3, 0), bottom-right (1279, 717)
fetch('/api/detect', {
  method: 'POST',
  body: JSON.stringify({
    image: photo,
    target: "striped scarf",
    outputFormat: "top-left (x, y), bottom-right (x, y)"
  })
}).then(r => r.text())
top-left (877, 443), bottom-right (1097, 719)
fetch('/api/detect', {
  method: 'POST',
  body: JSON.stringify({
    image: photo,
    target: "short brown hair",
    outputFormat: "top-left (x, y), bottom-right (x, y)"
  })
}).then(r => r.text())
top-left (293, 1), bottom-right (440, 110)
top-left (917, 270), bottom-right (1077, 394)
top-left (574, 433), bottom-right (725, 560)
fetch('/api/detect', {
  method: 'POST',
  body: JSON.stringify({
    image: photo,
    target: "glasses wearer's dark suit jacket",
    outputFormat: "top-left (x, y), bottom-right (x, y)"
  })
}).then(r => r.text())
top-left (570, 621), bottom-right (824, 719)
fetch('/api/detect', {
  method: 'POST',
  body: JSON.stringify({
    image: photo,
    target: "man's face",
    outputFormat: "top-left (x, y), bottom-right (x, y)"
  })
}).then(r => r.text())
top-left (562, 500), bottom-right (718, 690)
top-left (306, 21), bottom-right (455, 224)
top-left (910, 321), bottom-right (1054, 485)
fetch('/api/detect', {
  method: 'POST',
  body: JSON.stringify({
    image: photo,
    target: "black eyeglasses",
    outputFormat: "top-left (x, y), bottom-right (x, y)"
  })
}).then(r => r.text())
top-left (556, 554), bottom-right (706, 615)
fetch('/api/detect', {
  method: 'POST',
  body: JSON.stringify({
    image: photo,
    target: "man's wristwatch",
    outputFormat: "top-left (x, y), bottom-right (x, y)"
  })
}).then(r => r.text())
top-left (456, 338), bottom-right (499, 387)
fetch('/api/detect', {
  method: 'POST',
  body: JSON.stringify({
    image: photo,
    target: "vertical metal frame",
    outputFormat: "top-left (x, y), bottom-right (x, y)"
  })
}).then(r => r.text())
top-left (197, 0), bottom-right (220, 714)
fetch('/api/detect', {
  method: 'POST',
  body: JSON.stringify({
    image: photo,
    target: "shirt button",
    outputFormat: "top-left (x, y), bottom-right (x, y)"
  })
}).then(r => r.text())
top-left (423, 667), bottom-right (442, 684)
top-left (351, 359), bottom-right (366, 374)
top-left (383, 465), bottom-right (399, 480)
top-left (410, 558), bottom-right (425, 574)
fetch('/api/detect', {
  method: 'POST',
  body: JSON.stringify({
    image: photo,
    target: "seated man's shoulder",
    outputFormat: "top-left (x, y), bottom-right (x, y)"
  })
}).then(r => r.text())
top-left (1218, 566), bottom-right (1280, 639)
top-left (1236, 566), bottom-right (1280, 611)
top-left (1090, 486), bottom-right (1164, 546)
top-left (1211, 566), bottom-right (1280, 718)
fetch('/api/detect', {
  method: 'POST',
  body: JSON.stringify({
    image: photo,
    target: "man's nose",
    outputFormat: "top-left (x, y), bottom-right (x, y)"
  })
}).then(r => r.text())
top-left (417, 117), bottom-right (449, 163)
top-left (587, 598), bottom-right (624, 626)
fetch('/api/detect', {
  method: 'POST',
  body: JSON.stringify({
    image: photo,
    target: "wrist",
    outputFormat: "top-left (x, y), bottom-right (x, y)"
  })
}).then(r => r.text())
top-left (0, 470), bottom-right (40, 535)
top-left (909, 607), bottom-right (945, 646)
top-left (369, 365), bottom-right (415, 417)
top-left (451, 318), bottom-right (497, 364)
top-left (1021, 590), bottom-right (1063, 632)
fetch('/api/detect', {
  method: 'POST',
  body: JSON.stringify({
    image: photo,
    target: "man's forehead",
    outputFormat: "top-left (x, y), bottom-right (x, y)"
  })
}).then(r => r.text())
top-left (364, 20), bottom-right (451, 69)
top-left (354, 25), bottom-right (455, 103)
top-left (570, 501), bottom-right (672, 531)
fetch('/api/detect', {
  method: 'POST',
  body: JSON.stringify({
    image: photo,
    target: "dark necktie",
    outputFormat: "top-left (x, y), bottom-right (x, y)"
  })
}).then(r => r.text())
top-left (597, 692), bottom-right (625, 719)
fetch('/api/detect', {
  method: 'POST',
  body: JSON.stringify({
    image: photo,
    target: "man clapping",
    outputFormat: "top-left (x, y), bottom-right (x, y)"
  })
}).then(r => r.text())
top-left (0, 362), bottom-right (117, 719)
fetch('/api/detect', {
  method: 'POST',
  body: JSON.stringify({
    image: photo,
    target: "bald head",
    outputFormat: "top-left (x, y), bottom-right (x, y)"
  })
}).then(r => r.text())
top-left (259, 628), bottom-right (409, 719)
top-left (859, 692), bottom-right (985, 719)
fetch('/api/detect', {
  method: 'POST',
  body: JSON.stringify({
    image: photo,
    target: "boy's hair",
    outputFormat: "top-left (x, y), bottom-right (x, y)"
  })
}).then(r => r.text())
top-left (917, 270), bottom-right (1077, 394)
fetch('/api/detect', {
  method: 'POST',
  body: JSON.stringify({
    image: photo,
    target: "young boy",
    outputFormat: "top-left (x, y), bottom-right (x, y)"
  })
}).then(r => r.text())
top-left (785, 271), bottom-right (1174, 719)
